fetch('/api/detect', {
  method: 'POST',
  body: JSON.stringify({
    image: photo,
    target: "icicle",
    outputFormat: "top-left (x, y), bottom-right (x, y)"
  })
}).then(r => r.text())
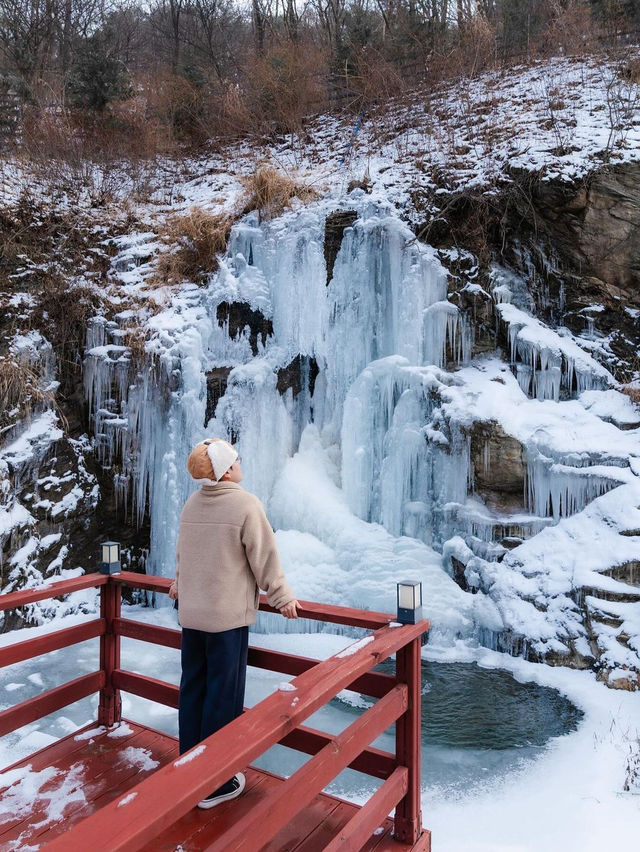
top-left (525, 456), bottom-right (622, 520)
top-left (342, 358), bottom-right (465, 547)
top-left (423, 301), bottom-right (470, 369)
top-left (497, 303), bottom-right (612, 402)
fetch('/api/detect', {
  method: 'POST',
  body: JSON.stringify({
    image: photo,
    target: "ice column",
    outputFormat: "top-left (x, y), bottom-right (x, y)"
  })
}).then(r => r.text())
top-left (209, 360), bottom-right (293, 509)
top-left (342, 358), bottom-right (467, 546)
top-left (227, 210), bottom-right (328, 360)
top-left (423, 301), bottom-right (472, 369)
top-left (325, 213), bottom-right (447, 431)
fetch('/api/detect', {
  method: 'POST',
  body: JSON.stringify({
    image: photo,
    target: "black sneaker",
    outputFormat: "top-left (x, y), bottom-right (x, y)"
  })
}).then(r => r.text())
top-left (197, 772), bottom-right (246, 809)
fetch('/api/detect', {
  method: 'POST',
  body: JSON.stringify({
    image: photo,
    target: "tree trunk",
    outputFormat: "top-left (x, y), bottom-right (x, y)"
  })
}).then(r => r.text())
top-left (253, 0), bottom-right (265, 55)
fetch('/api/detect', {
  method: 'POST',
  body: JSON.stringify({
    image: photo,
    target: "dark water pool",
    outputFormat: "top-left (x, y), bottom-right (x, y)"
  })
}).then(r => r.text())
top-left (255, 660), bottom-right (583, 799)
top-left (417, 661), bottom-right (582, 750)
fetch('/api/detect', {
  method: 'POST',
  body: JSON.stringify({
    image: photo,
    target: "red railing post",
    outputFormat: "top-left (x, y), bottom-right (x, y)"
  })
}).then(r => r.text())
top-left (98, 578), bottom-right (122, 727)
top-left (394, 635), bottom-right (423, 844)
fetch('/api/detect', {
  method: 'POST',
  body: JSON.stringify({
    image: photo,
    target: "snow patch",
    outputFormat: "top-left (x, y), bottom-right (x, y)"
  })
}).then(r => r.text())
top-left (174, 745), bottom-right (206, 766)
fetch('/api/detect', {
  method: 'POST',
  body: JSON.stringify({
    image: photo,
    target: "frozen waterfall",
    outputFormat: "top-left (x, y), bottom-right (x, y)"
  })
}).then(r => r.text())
top-left (82, 194), bottom-right (640, 658)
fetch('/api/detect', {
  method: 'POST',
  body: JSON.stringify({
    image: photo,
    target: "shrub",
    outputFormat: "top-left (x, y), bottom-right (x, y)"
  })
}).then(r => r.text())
top-left (240, 165), bottom-right (318, 221)
top-left (66, 28), bottom-right (133, 112)
top-left (348, 47), bottom-right (406, 104)
top-left (155, 208), bottom-right (233, 285)
top-left (32, 273), bottom-right (103, 395)
top-left (146, 72), bottom-right (207, 146)
top-left (0, 357), bottom-right (53, 437)
top-left (205, 80), bottom-right (254, 141)
top-left (244, 42), bottom-right (328, 136)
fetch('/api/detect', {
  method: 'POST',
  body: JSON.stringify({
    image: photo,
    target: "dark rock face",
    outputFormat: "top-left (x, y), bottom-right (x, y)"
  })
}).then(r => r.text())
top-left (205, 367), bottom-right (231, 426)
top-left (451, 284), bottom-right (496, 357)
top-left (502, 163), bottom-right (640, 372)
top-left (277, 355), bottom-right (319, 400)
top-left (216, 301), bottom-right (273, 355)
top-left (508, 164), bottom-right (640, 298)
top-left (450, 555), bottom-right (469, 591)
top-left (470, 420), bottom-right (526, 513)
top-left (421, 161), bottom-right (640, 378)
top-left (324, 210), bottom-right (357, 286)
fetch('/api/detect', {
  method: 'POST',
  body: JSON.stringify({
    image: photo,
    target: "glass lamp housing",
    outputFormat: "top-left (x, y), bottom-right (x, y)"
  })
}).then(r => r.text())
top-left (397, 580), bottom-right (423, 624)
top-left (100, 541), bottom-right (121, 575)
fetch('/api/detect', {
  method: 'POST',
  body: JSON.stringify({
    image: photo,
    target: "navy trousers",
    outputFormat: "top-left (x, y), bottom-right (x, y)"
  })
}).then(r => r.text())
top-left (178, 625), bottom-right (249, 756)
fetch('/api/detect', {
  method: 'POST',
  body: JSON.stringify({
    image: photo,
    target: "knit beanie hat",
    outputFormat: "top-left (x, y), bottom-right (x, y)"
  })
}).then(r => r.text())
top-left (187, 439), bottom-right (238, 482)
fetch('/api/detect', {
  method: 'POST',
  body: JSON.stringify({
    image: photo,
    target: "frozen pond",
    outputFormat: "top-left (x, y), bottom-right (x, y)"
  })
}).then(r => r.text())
top-left (251, 658), bottom-right (583, 800)
top-left (0, 611), bottom-right (582, 806)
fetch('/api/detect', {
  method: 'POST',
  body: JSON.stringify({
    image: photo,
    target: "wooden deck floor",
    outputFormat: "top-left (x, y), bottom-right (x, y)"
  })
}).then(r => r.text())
top-left (0, 720), bottom-right (431, 851)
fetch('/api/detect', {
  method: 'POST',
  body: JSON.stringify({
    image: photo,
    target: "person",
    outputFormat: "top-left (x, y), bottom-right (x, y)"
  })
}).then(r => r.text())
top-left (168, 437), bottom-right (299, 809)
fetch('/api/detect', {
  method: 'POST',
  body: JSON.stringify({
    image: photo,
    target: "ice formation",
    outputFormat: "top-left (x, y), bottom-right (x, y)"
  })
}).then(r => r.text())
top-left (79, 193), bottom-right (640, 678)
top-left (495, 302), bottom-right (612, 401)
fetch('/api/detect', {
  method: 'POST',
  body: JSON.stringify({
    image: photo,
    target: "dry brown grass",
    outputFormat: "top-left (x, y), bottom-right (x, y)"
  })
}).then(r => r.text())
top-left (621, 384), bottom-right (640, 409)
top-left (149, 166), bottom-right (318, 287)
top-left (239, 165), bottom-right (318, 221)
top-left (122, 326), bottom-right (149, 375)
top-left (32, 272), bottom-right (103, 395)
top-left (0, 358), bottom-right (54, 435)
top-left (154, 208), bottom-right (233, 285)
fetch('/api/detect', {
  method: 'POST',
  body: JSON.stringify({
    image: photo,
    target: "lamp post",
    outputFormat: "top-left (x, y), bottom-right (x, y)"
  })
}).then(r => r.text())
top-left (396, 580), bottom-right (422, 625)
top-left (97, 542), bottom-right (122, 726)
top-left (100, 541), bottom-right (121, 575)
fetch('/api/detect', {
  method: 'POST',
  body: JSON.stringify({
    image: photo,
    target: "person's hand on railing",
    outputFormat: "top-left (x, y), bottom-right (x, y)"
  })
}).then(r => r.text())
top-left (279, 599), bottom-right (300, 619)
top-left (168, 581), bottom-right (178, 601)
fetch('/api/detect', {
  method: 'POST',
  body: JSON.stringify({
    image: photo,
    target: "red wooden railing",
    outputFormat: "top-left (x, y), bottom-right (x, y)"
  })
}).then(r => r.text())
top-left (0, 571), bottom-right (430, 850)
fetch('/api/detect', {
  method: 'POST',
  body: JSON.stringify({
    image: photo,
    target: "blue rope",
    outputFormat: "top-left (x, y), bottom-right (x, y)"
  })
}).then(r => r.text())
top-left (339, 107), bottom-right (366, 166)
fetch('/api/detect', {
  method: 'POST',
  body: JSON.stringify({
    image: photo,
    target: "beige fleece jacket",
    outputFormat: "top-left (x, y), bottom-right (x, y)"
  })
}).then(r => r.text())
top-left (175, 482), bottom-right (294, 633)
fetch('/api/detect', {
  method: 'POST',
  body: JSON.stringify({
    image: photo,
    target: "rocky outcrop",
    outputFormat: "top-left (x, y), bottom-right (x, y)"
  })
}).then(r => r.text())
top-left (205, 368), bottom-right (231, 426)
top-left (469, 420), bottom-right (526, 513)
top-left (503, 163), bottom-right (640, 371)
top-left (324, 210), bottom-right (357, 286)
top-left (509, 164), bottom-right (640, 298)
top-left (450, 282), bottom-right (496, 357)
top-left (422, 161), bottom-right (640, 377)
top-left (277, 355), bottom-right (319, 400)
top-left (216, 301), bottom-right (273, 355)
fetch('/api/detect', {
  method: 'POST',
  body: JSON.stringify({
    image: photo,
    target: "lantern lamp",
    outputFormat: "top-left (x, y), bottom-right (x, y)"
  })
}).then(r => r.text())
top-left (100, 541), bottom-right (121, 575)
top-left (397, 580), bottom-right (423, 624)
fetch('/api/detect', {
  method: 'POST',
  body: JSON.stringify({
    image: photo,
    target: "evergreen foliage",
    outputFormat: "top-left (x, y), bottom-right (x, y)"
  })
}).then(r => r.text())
top-left (66, 29), bottom-right (132, 113)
